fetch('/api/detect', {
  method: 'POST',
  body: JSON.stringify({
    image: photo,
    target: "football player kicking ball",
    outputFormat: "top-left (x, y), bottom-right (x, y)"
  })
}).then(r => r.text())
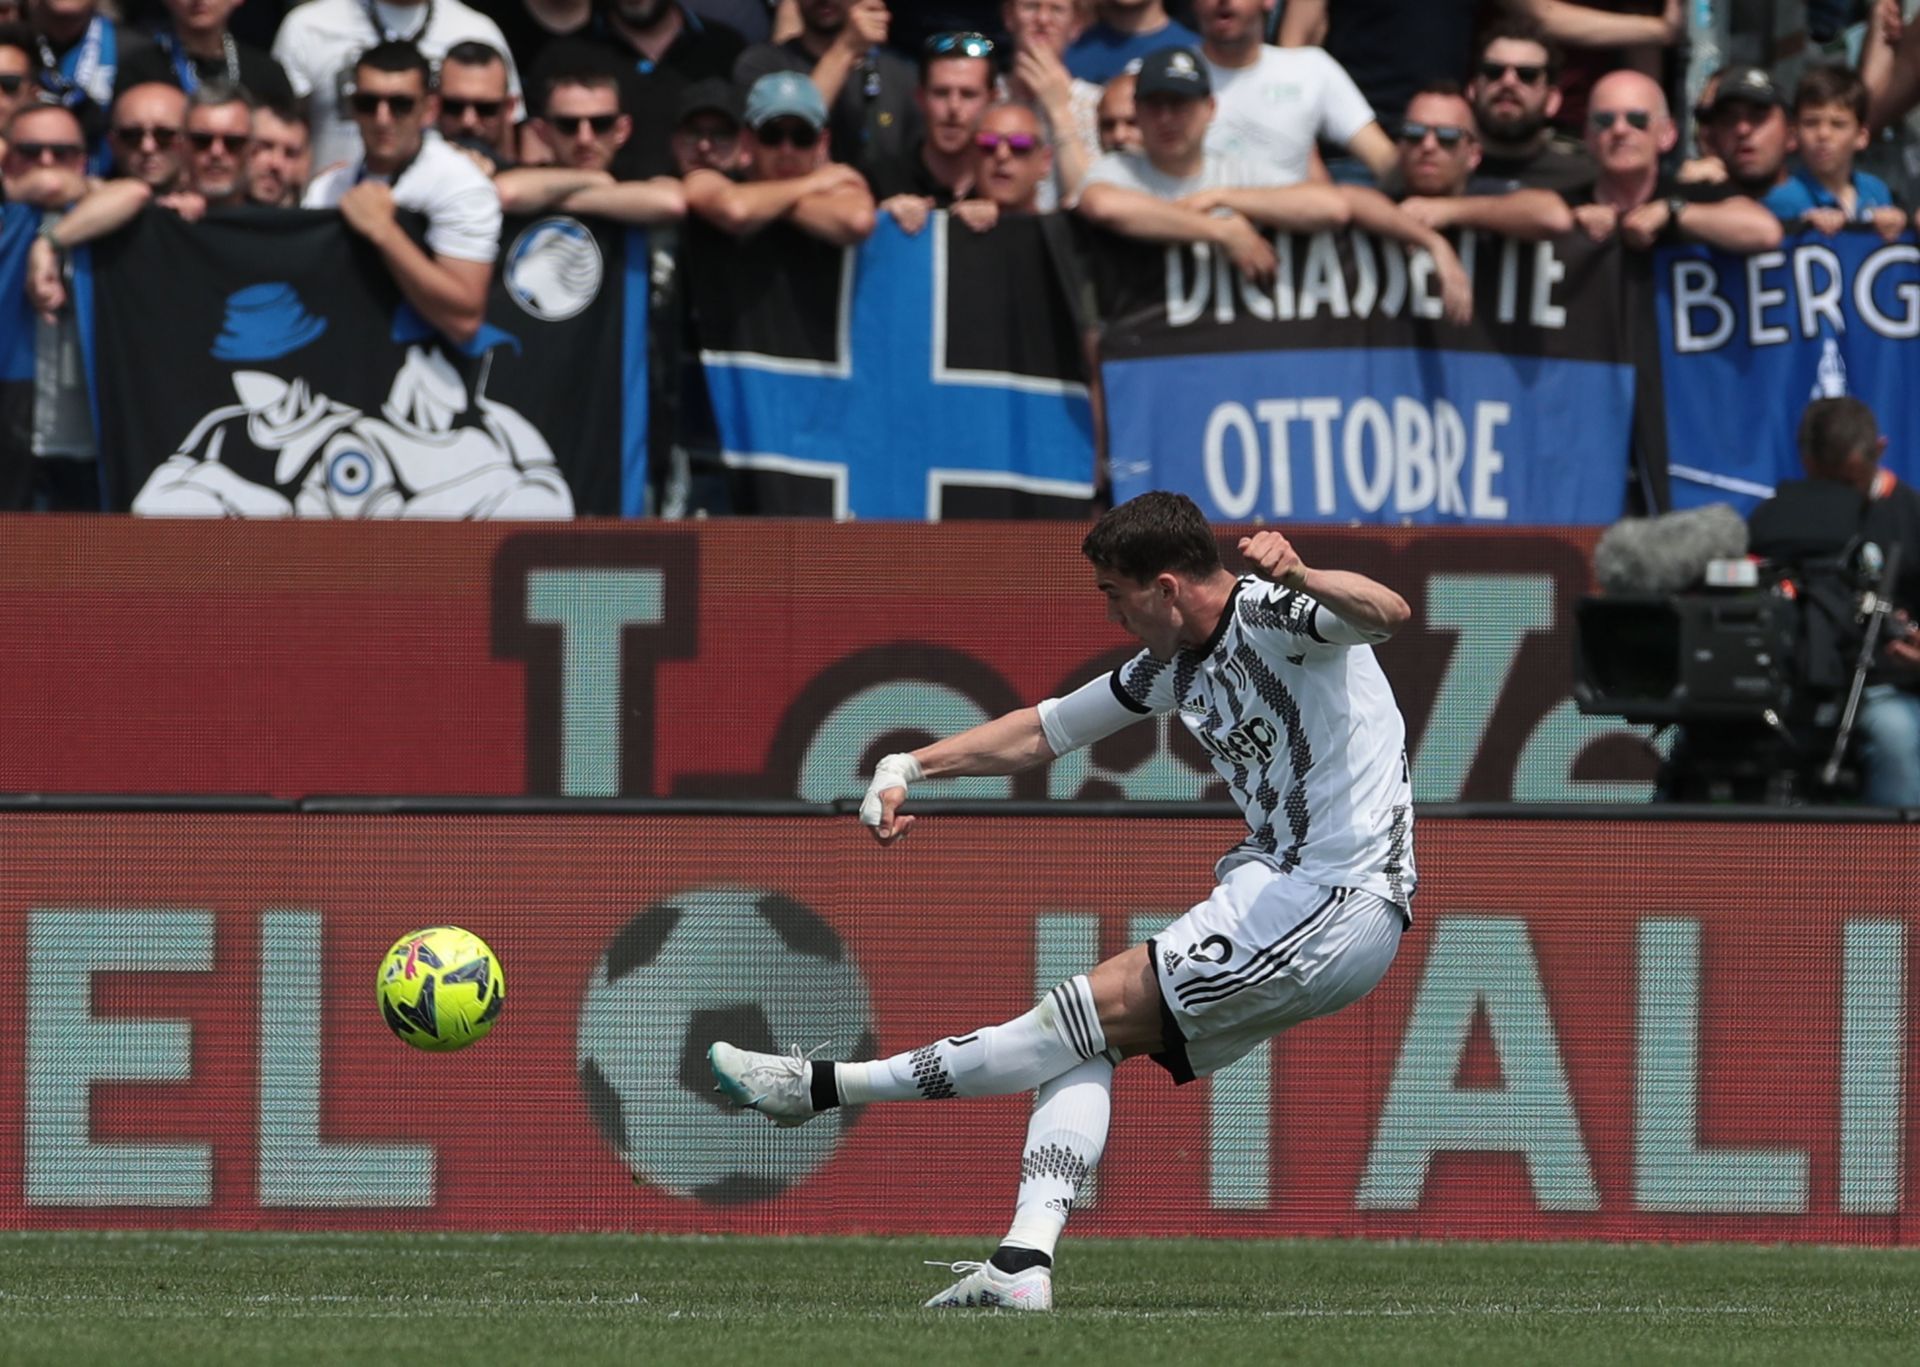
top-left (711, 491), bottom-right (1416, 1311)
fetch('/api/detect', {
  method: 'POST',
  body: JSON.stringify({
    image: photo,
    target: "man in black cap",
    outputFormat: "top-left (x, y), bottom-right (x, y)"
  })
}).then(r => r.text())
top-left (733, 0), bottom-right (917, 179)
top-left (669, 75), bottom-right (745, 175)
top-left (1079, 47), bottom-right (1471, 318)
top-left (1707, 64), bottom-right (1795, 203)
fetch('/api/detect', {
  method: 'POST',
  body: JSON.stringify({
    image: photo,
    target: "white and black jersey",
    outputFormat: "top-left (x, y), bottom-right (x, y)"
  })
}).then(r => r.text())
top-left (1038, 576), bottom-right (1414, 916)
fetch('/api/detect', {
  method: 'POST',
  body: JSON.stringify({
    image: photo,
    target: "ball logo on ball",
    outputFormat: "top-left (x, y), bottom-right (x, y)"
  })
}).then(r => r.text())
top-left (377, 926), bottom-right (506, 1052)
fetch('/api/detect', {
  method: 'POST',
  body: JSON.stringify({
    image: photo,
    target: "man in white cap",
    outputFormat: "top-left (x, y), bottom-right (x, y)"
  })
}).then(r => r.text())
top-left (683, 69), bottom-right (874, 244)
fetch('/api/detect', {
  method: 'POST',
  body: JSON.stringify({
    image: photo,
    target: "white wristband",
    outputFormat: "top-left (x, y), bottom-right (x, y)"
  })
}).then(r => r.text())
top-left (859, 752), bottom-right (924, 827)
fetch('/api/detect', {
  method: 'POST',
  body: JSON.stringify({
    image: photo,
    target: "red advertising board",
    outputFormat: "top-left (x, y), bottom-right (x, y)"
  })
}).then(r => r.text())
top-left (0, 519), bottom-right (1634, 804)
top-left (1, 812), bottom-right (1912, 1243)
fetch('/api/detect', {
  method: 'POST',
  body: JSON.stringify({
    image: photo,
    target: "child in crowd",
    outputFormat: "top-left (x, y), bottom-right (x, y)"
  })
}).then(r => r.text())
top-left (1768, 63), bottom-right (1908, 240)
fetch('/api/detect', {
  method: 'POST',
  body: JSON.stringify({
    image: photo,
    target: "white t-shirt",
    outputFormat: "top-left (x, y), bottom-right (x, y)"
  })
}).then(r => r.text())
top-left (1037, 576), bottom-right (1416, 913)
top-left (1203, 46), bottom-right (1376, 187)
top-left (1084, 148), bottom-right (1265, 200)
top-left (304, 130), bottom-right (503, 263)
top-left (273, 0), bottom-right (523, 172)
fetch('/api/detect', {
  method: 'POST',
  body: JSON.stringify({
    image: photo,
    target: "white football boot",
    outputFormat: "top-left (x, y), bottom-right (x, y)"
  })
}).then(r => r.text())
top-left (922, 1259), bottom-right (1054, 1311)
top-left (708, 1042), bottom-right (819, 1127)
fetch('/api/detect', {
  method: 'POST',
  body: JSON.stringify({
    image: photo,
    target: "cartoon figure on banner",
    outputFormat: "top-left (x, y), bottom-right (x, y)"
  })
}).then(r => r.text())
top-left (131, 283), bottom-right (575, 518)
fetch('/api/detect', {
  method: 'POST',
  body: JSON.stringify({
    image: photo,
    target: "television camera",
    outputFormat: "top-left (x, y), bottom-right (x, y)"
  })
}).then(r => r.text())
top-left (1574, 501), bottom-right (1906, 804)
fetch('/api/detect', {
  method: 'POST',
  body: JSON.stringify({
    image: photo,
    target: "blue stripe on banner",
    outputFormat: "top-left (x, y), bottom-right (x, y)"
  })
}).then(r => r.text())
top-left (620, 227), bottom-right (650, 518)
top-left (1102, 347), bottom-right (1633, 524)
top-left (70, 243), bottom-right (108, 509)
top-left (1656, 231), bottom-right (1920, 514)
top-left (0, 205), bottom-right (37, 385)
top-left (701, 217), bottom-right (1094, 520)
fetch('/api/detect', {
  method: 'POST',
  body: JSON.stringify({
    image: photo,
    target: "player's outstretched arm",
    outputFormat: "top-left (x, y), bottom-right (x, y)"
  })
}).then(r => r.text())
top-left (1240, 531), bottom-right (1411, 640)
top-left (860, 706), bottom-right (1055, 843)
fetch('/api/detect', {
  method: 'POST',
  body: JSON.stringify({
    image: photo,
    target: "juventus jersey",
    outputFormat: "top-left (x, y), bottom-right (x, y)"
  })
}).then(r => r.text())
top-left (1041, 577), bottom-right (1415, 914)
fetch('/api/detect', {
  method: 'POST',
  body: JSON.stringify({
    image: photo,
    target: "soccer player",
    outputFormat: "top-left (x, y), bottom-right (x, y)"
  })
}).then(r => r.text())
top-left (711, 491), bottom-right (1415, 1311)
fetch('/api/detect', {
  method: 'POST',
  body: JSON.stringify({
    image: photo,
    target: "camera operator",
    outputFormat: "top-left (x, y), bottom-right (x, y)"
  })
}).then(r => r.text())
top-left (1748, 397), bottom-right (1920, 806)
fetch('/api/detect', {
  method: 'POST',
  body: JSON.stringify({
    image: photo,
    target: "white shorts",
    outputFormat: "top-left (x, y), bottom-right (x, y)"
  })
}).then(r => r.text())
top-left (1141, 862), bottom-right (1404, 1082)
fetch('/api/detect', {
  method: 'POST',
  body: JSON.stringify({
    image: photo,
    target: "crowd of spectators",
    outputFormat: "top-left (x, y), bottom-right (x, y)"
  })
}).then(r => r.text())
top-left (6, 0), bottom-right (1920, 513)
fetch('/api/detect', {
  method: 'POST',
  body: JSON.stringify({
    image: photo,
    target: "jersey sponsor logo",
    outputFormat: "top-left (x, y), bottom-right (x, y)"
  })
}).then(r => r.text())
top-left (1193, 714), bottom-right (1280, 768)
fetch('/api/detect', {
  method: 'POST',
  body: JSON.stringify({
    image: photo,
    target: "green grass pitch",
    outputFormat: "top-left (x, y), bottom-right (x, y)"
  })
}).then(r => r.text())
top-left (1, 1232), bottom-right (1915, 1366)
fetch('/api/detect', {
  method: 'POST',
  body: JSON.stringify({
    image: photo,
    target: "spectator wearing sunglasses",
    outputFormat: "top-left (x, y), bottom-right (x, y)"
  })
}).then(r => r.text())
top-left (1393, 82), bottom-right (1577, 241)
top-left (270, 0), bottom-right (521, 174)
top-left (2, 103), bottom-right (94, 508)
top-left (1064, 0), bottom-right (1198, 85)
top-left (434, 41), bottom-right (517, 174)
top-left (177, 78), bottom-right (252, 207)
top-left (3, 103), bottom-right (88, 237)
top-left (0, 23), bottom-right (38, 161)
top-left (1080, 49), bottom-right (1471, 316)
top-left (115, 0), bottom-right (292, 108)
top-left (949, 99), bottom-right (1050, 232)
top-left (525, 0), bottom-right (746, 180)
top-left (1547, 69), bottom-right (1780, 254)
top-left (996, 0), bottom-right (1096, 210)
top-left (248, 96), bottom-right (309, 205)
top-left (683, 69), bottom-right (873, 243)
top-left (867, 30), bottom-right (993, 232)
top-left (25, 84), bottom-right (218, 316)
top-left (734, 1), bottom-right (918, 182)
top-left (1465, 19), bottom-right (1591, 195)
top-left (1279, 0), bottom-right (1684, 150)
top-left (303, 41), bottom-right (503, 346)
top-left (668, 75), bottom-right (745, 174)
top-left (495, 68), bottom-right (685, 222)
top-left (1200, 0), bottom-right (1389, 187)
top-left (107, 79), bottom-right (188, 190)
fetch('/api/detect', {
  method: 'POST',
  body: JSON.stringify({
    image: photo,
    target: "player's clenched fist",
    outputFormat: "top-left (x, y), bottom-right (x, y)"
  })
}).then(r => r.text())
top-left (860, 752), bottom-right (923, 843)
top-left (1239, 531), bottom-right (1309, 589)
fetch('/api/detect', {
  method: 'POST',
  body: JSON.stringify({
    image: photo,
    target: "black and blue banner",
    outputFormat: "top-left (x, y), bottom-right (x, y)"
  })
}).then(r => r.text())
top-left (80, 208), bottom-right (647, 517)
top-left (1656, 228), bottom-right (1920, 513)
top-left (0, 205), bottom-right (39, 508)
top-left (1092, 229), bottom-right (1638, 524)
top-left (686, 213), bottom-right (1097, 519)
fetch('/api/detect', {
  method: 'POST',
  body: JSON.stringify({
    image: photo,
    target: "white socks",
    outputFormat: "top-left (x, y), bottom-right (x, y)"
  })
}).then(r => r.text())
top-left (1000, 1056), bottom-right (1114, 1260)
top-left (833, 976), bottom-right (1106, 1105)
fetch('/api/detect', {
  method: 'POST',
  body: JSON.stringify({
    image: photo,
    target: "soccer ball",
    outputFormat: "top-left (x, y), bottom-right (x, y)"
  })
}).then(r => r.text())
top-left (377, 926), bottom-right (506, 1052)
top-left (577, 885), bottom-right (874, 1204)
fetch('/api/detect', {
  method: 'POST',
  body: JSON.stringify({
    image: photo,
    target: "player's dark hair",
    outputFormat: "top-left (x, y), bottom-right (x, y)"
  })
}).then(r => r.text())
top-left (1474, 16), bottom-right (1563, 81)
top-left (1082, 491), bottom-right (1223, 582)
top-left (355, 40), bottom-right (431, 86)
top-left (1413, 78), bottom-right (1467, 101)
top-left (1798, 396), bottom-right (1879, 477)
top-left (1793, 63), bottom-right (1869, 122)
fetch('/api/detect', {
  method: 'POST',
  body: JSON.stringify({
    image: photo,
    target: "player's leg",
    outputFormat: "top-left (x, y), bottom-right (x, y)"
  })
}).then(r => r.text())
top-left (922, 1052), bottom-right (1114, 1311)
top-left (708, 962), bottom-right (1165, 1126)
